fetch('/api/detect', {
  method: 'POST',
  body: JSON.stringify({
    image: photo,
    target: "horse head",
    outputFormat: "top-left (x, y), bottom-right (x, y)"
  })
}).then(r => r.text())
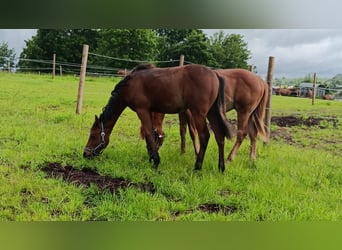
top-left (83, 115), bottom-right (110, 158)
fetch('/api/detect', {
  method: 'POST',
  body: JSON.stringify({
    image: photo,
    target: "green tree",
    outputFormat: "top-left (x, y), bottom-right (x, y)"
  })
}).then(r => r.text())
top-left (18, 29), bottom-right (99, 73)
top-left (155, 29), bottom-right (213, 66)
top-left (209, 31), bottom-right (251, 69)
top-left (91, 29), bottom-right (159, 69)
top-left (0, 42), bottom-right (16, 70)
top-left (176, 30), bottom-right (214, 66)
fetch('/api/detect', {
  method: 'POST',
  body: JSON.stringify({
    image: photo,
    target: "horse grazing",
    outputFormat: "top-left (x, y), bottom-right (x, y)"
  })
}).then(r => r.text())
top-left (275, 88), bottom-right (299, 96)
top-left (322, 94), bottom-right (334, 100)
top-left (149, 68), bottom-right (269, 161)
top-left (83, 64), bottom-right (231, 172)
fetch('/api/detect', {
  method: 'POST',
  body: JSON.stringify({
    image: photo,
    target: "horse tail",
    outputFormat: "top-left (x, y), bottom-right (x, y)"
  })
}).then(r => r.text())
top-left (250, 81), bottom-right (268, 142)
top-left (215, 74), bottom-right (233, 139)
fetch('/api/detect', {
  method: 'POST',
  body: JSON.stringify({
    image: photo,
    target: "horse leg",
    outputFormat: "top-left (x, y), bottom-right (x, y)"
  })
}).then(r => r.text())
top-left (207, 109), bottom-right (226, 172)
top-left (179, 112), bottom-right (187, 154)
top-left (227, 111), bottom-right (249, 161)
top-left (192, 114), bottom-right (210, 171)
top-left (185, 109), bottom-right (199, 155)
top-left (248, 119), bottom-right (258, 160)
top-left (136, 110), bottom-right (160, 169)
top-left (152, 112), bottom-right (165, 149)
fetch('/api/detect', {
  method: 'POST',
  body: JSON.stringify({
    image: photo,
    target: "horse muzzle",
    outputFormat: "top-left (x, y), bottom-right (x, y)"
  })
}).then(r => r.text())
top-left (83, 149), bottom-right (94, 159)
top-left (83, 145), bottom-right (105, 158)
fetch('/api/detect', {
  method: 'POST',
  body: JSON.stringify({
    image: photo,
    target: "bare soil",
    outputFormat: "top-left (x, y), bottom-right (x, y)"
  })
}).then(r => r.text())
top-left (40, 163), bottom-right (240, 217)
top-left (172, 203), bottom-right (238, 217)
top-left (41, 162), bottom-right (155, 194)
top-left (271, 115), bottom-right (338, 128)
top-left (270, 127), bottom-right (296, 145)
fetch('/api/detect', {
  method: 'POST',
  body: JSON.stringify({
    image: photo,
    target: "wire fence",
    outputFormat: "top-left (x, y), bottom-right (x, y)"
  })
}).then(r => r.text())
top-left (1, 52), bottom-right (342, 99)
top-left (0, 52), bottom-right (197, 77)
top-left (0, 49), bottom-right (200, 78)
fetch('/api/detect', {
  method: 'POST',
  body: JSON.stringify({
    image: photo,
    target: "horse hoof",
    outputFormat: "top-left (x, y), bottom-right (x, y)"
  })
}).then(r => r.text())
top-left (194, 163), bottom-right (202, 171)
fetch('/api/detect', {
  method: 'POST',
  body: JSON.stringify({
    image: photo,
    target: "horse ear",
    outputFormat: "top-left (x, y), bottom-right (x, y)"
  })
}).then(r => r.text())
top-left (95, 115), bottom-right (99, 121)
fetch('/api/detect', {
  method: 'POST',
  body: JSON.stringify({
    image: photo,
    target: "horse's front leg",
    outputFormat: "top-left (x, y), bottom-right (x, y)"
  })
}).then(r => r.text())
top-left (137, 110), bottom-right (160, 169)
top-left (145, 136), bottom-right (160, 167)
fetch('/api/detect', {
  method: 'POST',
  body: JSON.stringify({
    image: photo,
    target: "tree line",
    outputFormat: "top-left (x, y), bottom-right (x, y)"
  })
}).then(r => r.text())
top-left (1, 29), bottom-right (252, 73)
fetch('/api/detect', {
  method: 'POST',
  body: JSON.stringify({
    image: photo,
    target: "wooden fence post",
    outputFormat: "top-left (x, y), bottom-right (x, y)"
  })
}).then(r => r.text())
top-left (179, 54), bottom-right (184, 66)
top-left (312, 72), bottom-right (317, 105)
top-left (60, 65), bottom-right (62, 76)
top-left (52, 52), bottom-right (56, 79)
top-left (76, 44), bottom-right (89, 114)
top-left (265, 56), bottom-right (275, 143)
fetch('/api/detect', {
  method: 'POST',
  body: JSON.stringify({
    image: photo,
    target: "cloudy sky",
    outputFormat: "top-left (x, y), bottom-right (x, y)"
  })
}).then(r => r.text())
top-left (1, 29), bottom-right (342, 79)
top-left (205, 29), bottom-right (342, 79)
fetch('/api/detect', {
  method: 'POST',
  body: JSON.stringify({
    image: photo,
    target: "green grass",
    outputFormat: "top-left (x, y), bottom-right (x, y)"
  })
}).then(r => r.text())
top-left (0, 72), bottom-right (341, 221)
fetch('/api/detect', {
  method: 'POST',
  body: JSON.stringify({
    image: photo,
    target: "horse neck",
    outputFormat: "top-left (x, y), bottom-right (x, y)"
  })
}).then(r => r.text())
top-left (101, 93), bottom-right (127, 134)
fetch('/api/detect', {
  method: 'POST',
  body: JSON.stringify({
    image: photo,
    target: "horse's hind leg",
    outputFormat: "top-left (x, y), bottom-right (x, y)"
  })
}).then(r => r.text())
top-left (192, 114), bottom-right (210, 171)
top-left (207, 110), bottom-right (226, 172)
top-left (227, 111), bottom-right (249, 161)
top-left (179, 110), bottom-right (199, 155)
top-left (248, 119), bottom-right (258, 160)
top-left (179, 112), bottom-right (187, 154)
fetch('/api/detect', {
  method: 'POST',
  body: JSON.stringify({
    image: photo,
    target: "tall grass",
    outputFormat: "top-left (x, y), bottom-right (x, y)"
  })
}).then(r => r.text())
top-left (0, 72), bottom-right (341, 221)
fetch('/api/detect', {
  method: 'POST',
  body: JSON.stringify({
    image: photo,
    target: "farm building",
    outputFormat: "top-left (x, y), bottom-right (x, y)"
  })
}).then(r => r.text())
top-left (333, 86), bottom-right (342, 100)
top-left (299, 82), bottom-right (326, 97)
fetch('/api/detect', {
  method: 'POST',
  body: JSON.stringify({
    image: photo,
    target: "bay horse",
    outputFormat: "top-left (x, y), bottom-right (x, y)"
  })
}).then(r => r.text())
top-left (322, 94), bottom-right (334, 100)
top-left (214, 68), bottom-right (268, 161)
top-left (83, 64), bottom-right (231, 172)
top-left (275, 88), bottom-right (299, 96)
top-left (147, 68), bottom-right (269, 161)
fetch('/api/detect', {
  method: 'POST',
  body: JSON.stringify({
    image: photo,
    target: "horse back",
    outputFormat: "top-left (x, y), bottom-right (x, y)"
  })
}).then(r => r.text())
top-left (123, 64), bottom-right (219, 114)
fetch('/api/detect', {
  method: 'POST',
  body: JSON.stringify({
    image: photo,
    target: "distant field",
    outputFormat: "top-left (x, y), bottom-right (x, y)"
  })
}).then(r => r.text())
top-left (0, 72), bottom-right (341, 221)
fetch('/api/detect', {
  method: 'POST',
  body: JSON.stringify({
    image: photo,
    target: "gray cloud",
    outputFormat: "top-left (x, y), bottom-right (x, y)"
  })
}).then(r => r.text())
top-left (205, 29), bottom-right (342, 79)
top-left (0, 29), bottom-right (36, 57)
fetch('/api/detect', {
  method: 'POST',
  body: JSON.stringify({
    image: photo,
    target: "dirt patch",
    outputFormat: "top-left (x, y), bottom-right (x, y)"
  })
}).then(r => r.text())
top-left (271, 115), bottom-right (338, 128)
top-left (198, 203), bottom-right (238, 215)
top-left (172, 203), bottom-right (238, 217)
top-left (270, 127), bottom-right (295, 145)
top-left (41, 162), bottom-right (155, 194)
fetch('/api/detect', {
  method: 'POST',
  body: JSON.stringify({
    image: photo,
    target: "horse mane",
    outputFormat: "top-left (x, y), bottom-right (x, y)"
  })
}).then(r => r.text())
top-left (111, 63), bottom-right (156, 95)
top-left (131, 63), bottom-right (155, 73)
top-left (110, 64), bottom-right (154, 95)
top-left (102, 63), bottom-right (156, 119)
top-left (100, 93), bottom-right (117, 122)
top-left (112, 77), bottom-right (129, 94)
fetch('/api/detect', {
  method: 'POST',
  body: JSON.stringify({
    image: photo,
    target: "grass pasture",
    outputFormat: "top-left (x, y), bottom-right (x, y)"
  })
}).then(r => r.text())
top-left (0, 72), bottom-right (341, 221)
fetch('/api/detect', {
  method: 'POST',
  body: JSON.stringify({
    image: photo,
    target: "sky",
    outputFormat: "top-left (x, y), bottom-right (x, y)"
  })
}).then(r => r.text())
top-left (1, 29), bottom-right (342, 79)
